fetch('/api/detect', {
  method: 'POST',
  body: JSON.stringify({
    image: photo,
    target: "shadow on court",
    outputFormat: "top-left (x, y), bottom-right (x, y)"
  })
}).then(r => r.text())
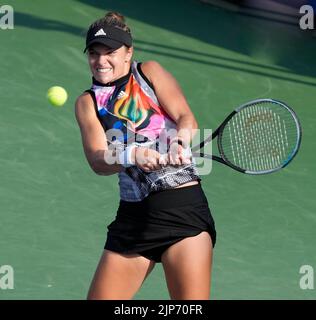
top-left (13, 0), bottom-right (316, 86)
top-left (14, 12), bottom-right (85, 35)
top-left (76, 0), bottom-right (316, 82)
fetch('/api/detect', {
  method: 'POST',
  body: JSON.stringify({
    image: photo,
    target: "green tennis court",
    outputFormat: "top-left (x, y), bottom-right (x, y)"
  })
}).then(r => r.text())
top-left (1, 0), bottom-right (315, 299)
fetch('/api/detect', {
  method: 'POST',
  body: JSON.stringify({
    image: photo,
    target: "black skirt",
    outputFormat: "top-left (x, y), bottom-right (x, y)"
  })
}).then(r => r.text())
top-left (104, 183), bottom-right (216, 262)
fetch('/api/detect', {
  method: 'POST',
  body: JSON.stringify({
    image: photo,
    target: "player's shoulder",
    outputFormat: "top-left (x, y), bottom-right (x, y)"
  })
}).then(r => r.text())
top-left (75, 91), bottom-right (95, 118)
top-left (140, 60), bottom-right (169, 83)
top-left (76, 91), bottom-right (93, 106)
top-left (141, 60), bottom-right (164, 73)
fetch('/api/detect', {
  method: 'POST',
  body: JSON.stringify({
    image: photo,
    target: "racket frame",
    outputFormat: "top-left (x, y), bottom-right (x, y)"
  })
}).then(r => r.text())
top-left (192, 98), bottom-right (302, 175)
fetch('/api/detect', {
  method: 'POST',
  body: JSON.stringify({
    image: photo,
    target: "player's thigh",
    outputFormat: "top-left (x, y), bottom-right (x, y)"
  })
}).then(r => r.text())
top-left (87, 249), bottom-right (155, 300)
top-left (161, 231), bottom-right (213, 300)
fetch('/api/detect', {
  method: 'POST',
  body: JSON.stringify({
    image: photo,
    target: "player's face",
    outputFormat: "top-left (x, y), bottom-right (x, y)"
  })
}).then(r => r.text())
top-left (87, 44), bottom-right (133, 84)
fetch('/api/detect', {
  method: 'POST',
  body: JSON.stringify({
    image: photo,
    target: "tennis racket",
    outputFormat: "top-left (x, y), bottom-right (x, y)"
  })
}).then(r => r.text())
top-left (191, 98), bottom-right (302, 174)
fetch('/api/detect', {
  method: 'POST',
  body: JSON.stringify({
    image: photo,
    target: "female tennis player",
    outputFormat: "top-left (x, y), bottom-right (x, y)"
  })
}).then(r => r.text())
top-left (75, 12), bottom-right (216, 300)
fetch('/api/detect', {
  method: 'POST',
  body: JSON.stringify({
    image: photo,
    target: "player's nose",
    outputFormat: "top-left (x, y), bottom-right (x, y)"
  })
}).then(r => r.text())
top-left (95, 53), bottom-right (109, 65)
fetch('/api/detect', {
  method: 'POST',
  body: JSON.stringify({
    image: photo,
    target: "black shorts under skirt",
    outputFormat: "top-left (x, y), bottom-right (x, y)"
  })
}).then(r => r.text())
top-left (104, 183), bottom-right (216, 263)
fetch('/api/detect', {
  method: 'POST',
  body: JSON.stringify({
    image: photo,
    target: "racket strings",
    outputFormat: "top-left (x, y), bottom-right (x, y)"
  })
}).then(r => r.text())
top-left (221, 102), bottom-right (299, 172)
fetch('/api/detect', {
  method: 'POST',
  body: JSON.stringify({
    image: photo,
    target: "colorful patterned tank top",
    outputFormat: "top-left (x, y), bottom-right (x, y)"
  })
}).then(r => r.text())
top-left (87, 61), bottom-right (200, 201)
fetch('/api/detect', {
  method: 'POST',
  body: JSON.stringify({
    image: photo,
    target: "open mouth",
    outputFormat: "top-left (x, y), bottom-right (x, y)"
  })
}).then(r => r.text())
top-left (96, 68), bottom-right (112, 73)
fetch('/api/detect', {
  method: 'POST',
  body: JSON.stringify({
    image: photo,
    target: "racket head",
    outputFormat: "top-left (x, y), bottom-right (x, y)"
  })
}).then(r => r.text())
top-left (217, 99), bottom-right (302, 174)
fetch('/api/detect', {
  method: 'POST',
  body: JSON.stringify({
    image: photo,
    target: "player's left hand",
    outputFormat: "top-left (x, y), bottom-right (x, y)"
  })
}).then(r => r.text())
top-left (167, 140), bottom-right (191, 166)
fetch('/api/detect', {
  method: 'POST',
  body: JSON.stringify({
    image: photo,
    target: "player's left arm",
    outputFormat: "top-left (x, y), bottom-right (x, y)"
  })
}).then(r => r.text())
top-left (141, 61), bottom-right (198, 144)
top-left (141, 61), bottom-right (198, 164)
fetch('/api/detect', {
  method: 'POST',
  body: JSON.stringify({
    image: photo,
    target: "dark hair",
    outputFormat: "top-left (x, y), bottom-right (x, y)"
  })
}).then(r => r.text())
top-left (90, 12), bottom-right (131, 35)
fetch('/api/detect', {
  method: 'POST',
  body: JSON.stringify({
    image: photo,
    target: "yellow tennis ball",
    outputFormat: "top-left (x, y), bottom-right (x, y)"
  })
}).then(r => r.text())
top-left (47, 86), bottom-right (68, 107)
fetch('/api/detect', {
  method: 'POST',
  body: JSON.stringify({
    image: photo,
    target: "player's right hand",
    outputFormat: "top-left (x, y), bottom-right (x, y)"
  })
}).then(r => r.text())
top-left (134, 147), bottom-right (167, 172)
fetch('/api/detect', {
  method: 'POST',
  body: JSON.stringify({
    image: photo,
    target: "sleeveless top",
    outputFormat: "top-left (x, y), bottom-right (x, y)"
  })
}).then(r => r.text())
top-left (87, 61), bottom-right (200, 201)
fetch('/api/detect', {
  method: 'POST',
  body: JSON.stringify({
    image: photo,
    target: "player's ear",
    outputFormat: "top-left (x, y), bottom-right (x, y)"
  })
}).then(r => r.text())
top-left (125, 46), bottom-right (133, 63)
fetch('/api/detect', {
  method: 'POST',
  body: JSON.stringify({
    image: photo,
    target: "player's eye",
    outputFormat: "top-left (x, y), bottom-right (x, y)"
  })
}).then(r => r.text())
top-left (88, 50), bottom-right (98, 56)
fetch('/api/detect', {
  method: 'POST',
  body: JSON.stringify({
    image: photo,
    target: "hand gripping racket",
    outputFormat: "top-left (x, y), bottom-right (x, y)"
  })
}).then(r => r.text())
top-left (191, 98), bottom-right (302, 174)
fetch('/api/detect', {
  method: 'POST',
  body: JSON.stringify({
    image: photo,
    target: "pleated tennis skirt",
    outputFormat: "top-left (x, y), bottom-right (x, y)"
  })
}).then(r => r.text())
top-left (104, 182), bottom-right (216, 262)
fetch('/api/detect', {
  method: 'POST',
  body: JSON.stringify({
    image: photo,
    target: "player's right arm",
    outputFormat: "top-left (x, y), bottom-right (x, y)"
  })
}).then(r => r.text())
top-left (75, 92), bottom-right (123, 176)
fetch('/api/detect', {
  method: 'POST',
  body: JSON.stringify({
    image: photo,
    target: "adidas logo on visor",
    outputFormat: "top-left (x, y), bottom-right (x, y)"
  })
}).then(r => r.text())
top-left (94, 28), bottom-right (107, 37)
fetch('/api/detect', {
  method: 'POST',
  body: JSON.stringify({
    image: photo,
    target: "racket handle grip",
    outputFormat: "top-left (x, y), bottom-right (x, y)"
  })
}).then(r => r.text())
top-left (160, 147), bottom-right (192, 163)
